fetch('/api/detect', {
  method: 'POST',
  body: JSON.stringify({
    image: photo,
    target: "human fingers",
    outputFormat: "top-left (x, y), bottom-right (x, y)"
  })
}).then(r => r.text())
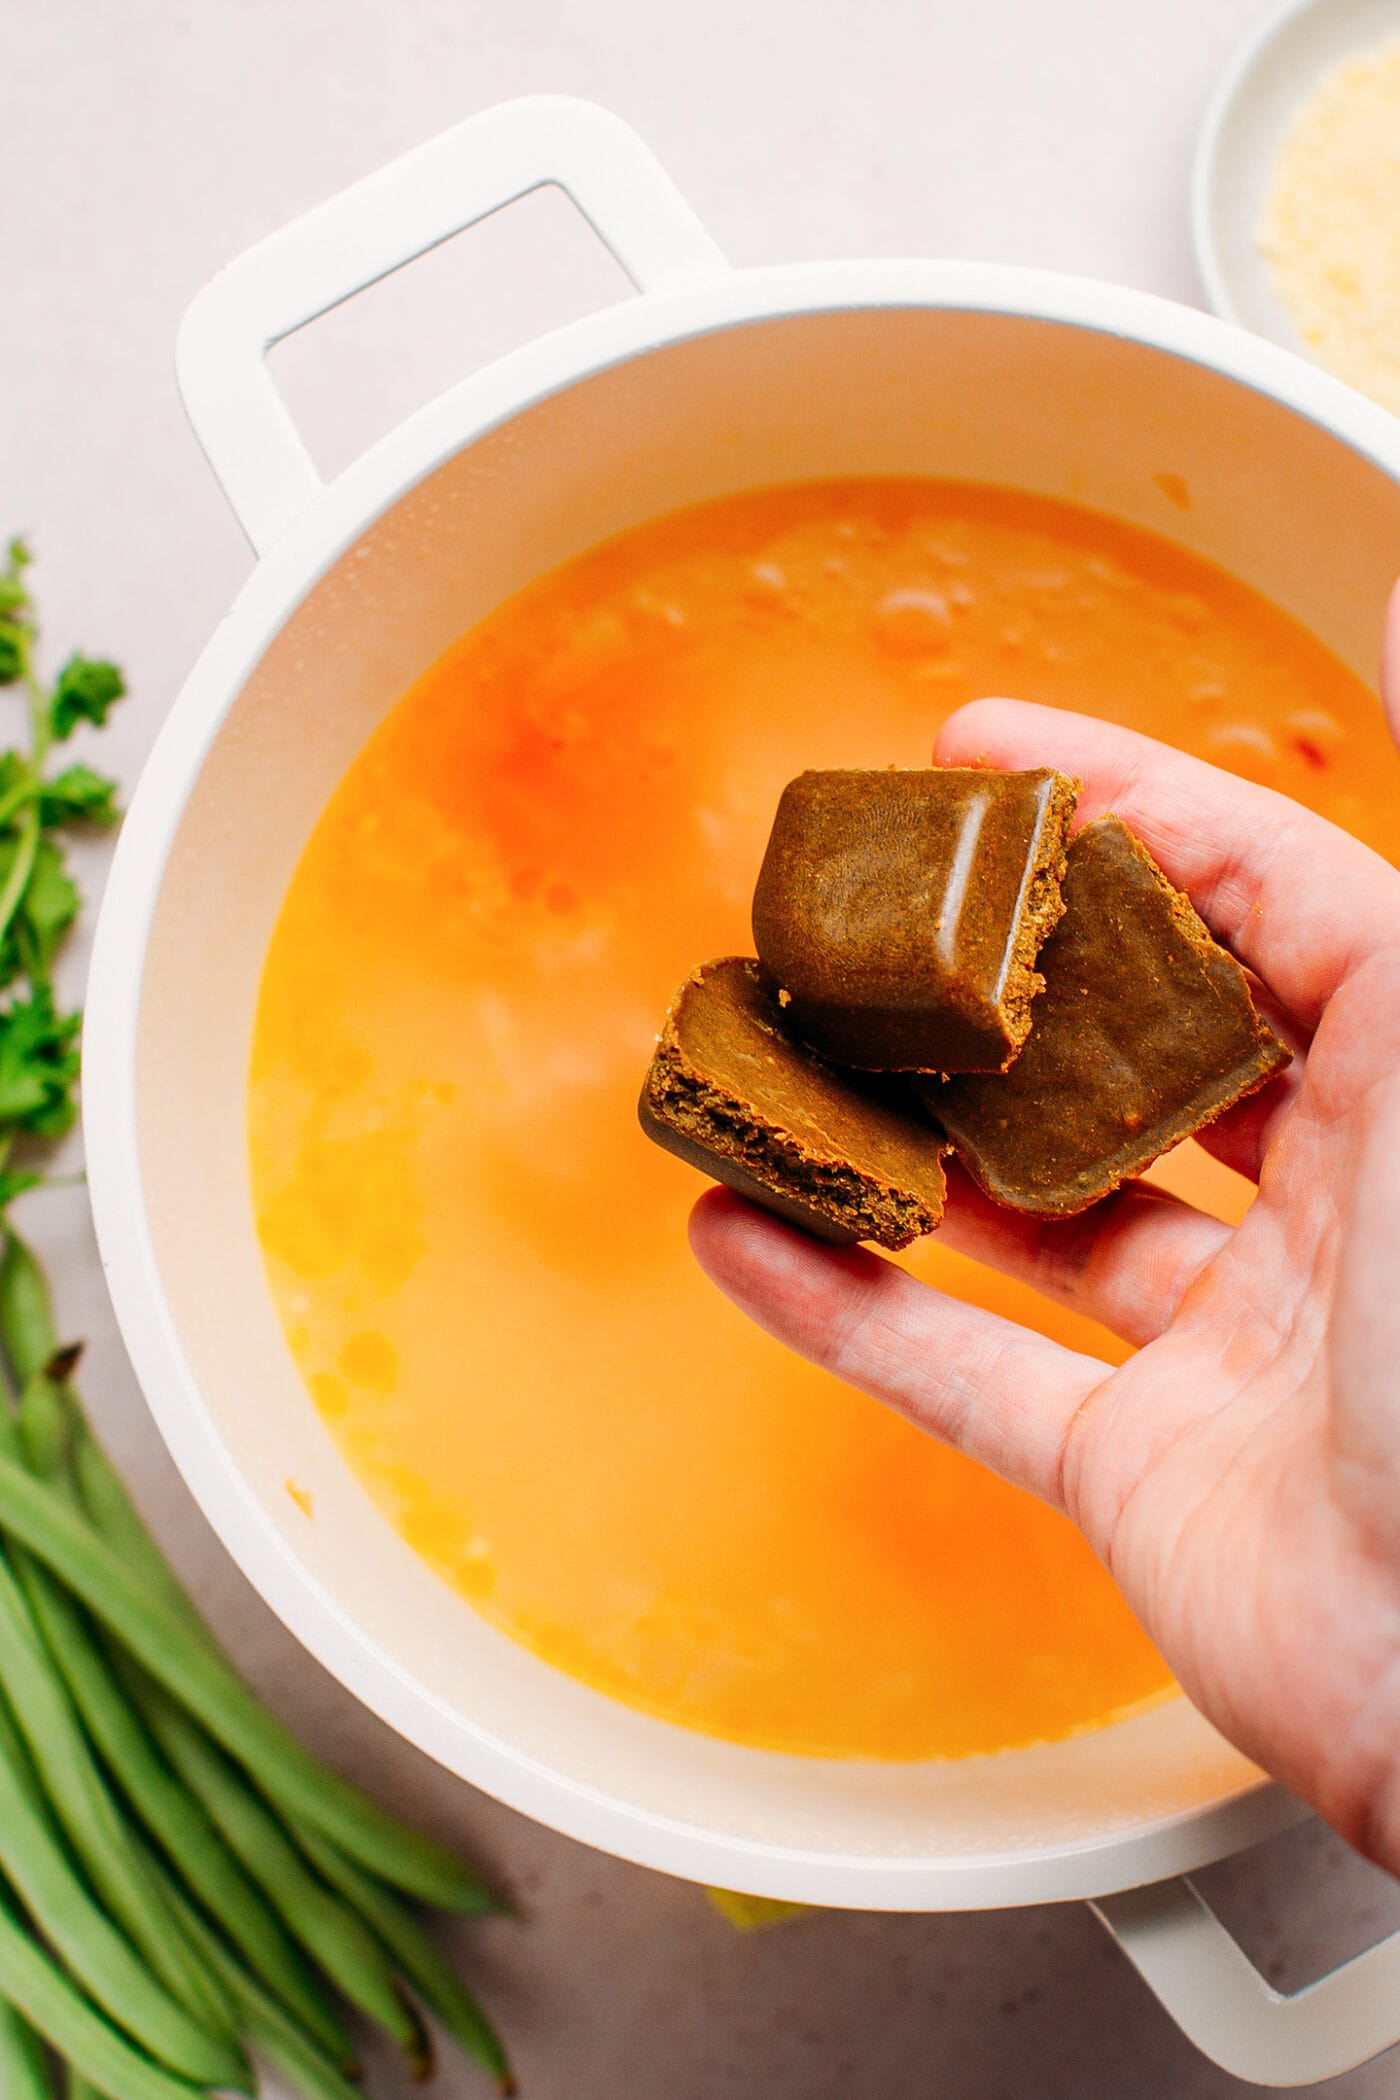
top-left (1328, 1070), bottom-right (1400, 1556)
top-left (687, 1187), bottom-right (1108, 1509)
top-left (934, 700), bottom-right (1400, 1031)
top-left (936, 1163), bottom-right (1228, 1348)
top-left (1187, 1061), bottom-right (1300, 1184)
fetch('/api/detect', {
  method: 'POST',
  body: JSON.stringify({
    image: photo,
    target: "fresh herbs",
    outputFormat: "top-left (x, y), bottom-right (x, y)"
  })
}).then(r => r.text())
top-left (0, 546), bottom-right (512, 2098)
top-left (0, 542), bottom-right (117, 1165)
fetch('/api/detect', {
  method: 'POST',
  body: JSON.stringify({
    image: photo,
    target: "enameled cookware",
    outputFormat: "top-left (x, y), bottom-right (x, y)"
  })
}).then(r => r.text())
top-left (84, 98), bottom-right (1400, 2085)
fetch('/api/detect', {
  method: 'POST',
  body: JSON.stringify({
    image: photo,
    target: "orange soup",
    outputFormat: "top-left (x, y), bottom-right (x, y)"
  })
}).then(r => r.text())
top-left (249, 479), bottom-right (1400, 1760)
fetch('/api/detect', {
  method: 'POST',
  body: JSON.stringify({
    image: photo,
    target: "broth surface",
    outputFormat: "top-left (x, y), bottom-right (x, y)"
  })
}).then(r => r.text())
top-left (249, 479), bottom-right (1400, 1759)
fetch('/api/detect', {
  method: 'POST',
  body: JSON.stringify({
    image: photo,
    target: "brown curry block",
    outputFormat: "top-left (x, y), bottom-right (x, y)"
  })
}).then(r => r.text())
top-left (923, 816), bottom-right (1291, 1216)
top-left (639, 956), bottom-right (947, 1251)
top-left (751, 766), bottom-right (1078, 1074)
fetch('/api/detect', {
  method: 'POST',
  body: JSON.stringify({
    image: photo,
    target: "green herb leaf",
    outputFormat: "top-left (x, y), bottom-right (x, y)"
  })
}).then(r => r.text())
top-left (16, 840), bottom-right (80, 976)
top-left (49, 656), bottom-right (125, 741)
top-left (0, 543), bottom-right (32, 688)
top-left (0, 543), bottom-right (31, 623)
top-left (0, 1169), bottom-right (42, 1208)
top-left (38, 766), bottom-right (120, 831)
top-left (0, 835), bottom-right (32, 993)
top-left (0, 546), bottom-right (120, 1146)
top-left (0, 989), bottom-right (81, 1139)
top-left (0, 835), bottom-right (78, 992)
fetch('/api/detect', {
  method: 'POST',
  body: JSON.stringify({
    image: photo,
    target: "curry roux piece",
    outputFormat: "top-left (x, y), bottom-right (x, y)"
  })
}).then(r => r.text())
top-left (639, 957), bottom-right (947, 1251)
top-left (751, 767), bottom-right (1078, 1074)
top-left (924, 816), bottom-right (1292, 1216)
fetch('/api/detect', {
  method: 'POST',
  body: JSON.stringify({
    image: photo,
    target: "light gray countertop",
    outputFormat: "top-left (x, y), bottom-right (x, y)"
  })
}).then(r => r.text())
top-left (8, 1), bottom-right (1400, 2092)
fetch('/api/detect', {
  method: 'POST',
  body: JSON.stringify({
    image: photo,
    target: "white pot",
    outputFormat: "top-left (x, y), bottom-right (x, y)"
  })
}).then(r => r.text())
top-left (83, 96), bottom-right (1400, 2088)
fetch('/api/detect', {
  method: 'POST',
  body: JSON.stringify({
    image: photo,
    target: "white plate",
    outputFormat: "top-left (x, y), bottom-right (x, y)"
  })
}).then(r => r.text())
top-left (1192, 0), bottom-right (1400, 348)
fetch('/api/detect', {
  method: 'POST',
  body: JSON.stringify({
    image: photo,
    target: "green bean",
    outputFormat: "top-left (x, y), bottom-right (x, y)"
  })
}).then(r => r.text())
top-left (0, 1883), bottom-right (208, 2100)
top-left (236, 2002), bottom-right (366, 2100)
top-left (298, 1827), bottom-right (512, 2092)
top-left (0, 1696), bottom-right (248, 2100)
top-left (154, 1870), bottom-right (363, 2100)
top-left (17, 1374), bottom-right (71, 1486)
top-left (0, 1568), bottom-right (246, 2087)
top-left (126, 1670), bottom-right (426, 2071)
top-left (0, 1452), bottom-right (487, 1907)
top-left (11, 1372), bottom-right (348, 2062)
top-left (298, 1818), bottom-right (504, 1925)
top-left (0, 1994), bottom-right (56, 2100)
top-left (66, 2072), bottom-right (104, 2100)
top-left (71, 1423), bottom-right (501, 1929)
top-left (0, 1792), bottom-right (238, 2087)
top-left (0, 1399), bottom-right (230, 2042)
top-left (24, 1557), bottom-right (347, 2063)
top-left (0, 1389), bottom-right (34, 1473)
top-left (70, 1417), bottom-right (503, 1924)
top-left (0, 1235), bottom-right (58, 1390)
top-left (0, 1539), bottom-right (239, 2057)
top-left (1, 1395), bottom-right (239, 2044)
top-left (67, 1429), bottom-right (199, 1636)
top-left (0, 1651), bottom-right (42, 1796)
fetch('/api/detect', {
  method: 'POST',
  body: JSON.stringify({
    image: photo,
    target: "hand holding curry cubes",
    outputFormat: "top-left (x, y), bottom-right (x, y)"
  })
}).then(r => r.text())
top-left (640, 765), bottom-right (1290, 1248)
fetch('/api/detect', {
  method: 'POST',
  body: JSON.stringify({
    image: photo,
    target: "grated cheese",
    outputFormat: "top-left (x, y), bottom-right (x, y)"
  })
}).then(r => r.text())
top-left (1258, 35), bottom-right (1400, 414)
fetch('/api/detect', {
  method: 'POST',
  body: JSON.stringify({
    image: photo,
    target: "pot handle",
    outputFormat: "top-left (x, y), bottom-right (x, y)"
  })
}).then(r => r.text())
top-left (175, 95), bottom-right (729, 556)
top-left (1092, 1874), bottom-right (1400, 2086)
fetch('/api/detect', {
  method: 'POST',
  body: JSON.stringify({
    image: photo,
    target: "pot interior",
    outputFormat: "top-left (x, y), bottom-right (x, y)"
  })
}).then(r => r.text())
top-left (135, 304), bottom-right (1400, 1883)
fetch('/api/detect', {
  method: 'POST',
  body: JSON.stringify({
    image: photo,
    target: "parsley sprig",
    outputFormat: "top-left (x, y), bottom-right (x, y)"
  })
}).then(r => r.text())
top-left (0, 539), bottom-right (123, 1194)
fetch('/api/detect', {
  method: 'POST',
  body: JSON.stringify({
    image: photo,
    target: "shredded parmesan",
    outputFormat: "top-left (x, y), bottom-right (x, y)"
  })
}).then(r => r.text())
top-left (1258, 36), bottom-right (1400, 413)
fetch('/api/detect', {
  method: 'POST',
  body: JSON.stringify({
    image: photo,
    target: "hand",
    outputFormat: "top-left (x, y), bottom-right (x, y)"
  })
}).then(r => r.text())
top-left (689, 600), bottom-right (1400, 1871)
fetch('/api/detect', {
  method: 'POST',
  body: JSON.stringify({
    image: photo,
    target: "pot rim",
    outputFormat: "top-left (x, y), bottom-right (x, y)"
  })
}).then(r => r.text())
top-left (84, 256), bottom-right (1398, 1906)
